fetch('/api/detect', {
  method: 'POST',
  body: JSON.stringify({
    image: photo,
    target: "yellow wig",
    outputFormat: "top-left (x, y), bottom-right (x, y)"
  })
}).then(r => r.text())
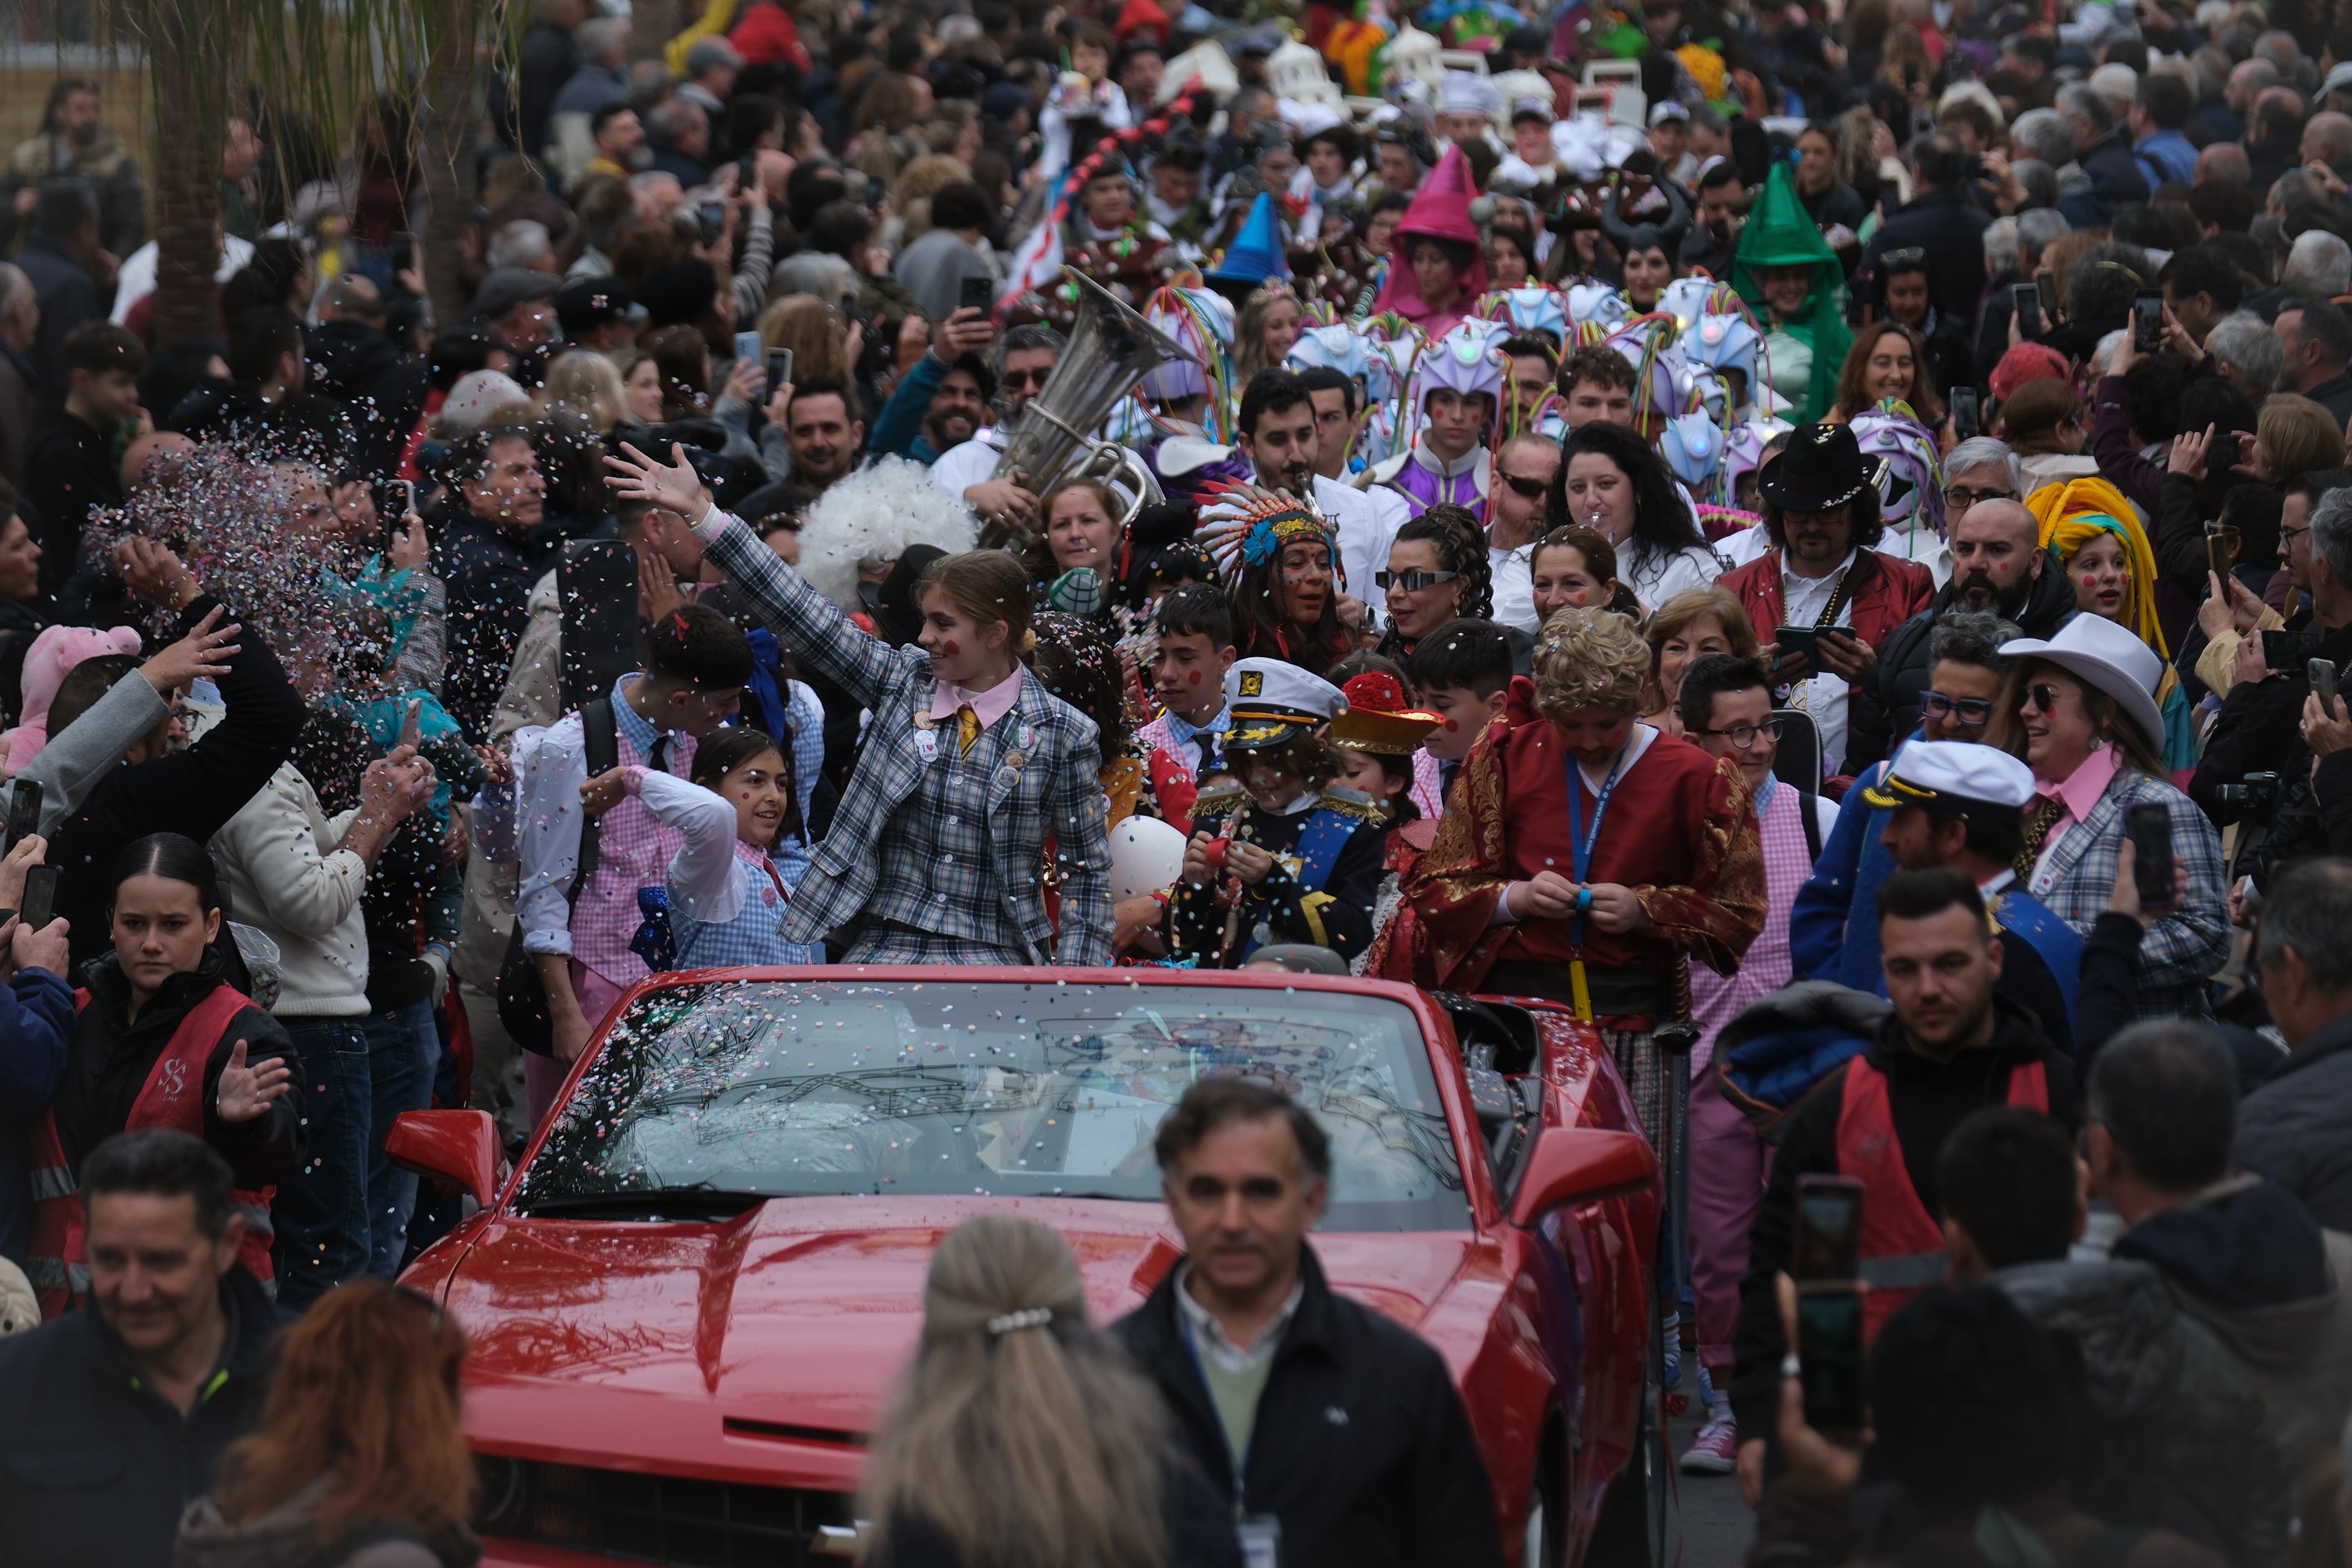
top-left (2026, 476), bottom-right (2169, 660)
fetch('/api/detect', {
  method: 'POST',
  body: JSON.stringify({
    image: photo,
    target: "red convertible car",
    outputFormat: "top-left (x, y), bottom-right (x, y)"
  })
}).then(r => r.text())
top-left (394, 967), bottom-right (1670, 1568)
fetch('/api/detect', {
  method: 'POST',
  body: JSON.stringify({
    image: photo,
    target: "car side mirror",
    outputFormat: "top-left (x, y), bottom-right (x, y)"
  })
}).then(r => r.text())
top-left (1507, 1127), bottom-right (1659, 1228)
top-left (387, 1109), bottom-right (503, 1210)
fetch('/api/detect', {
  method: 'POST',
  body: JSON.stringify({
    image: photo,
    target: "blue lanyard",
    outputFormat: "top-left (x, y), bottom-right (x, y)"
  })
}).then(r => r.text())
top-left (1566, 741), bottom-right (1634, 945)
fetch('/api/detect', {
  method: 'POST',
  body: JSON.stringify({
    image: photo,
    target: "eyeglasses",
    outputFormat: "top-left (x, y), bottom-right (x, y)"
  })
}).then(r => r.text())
top-left (1374, 569), bottom-right (1461, 592)
top-left (2282, 523), bottom-right (2313, 546)
top-left (1500, 472), bottom-right (1550, 498)
top-left (1945, 485), bottom-right (2017, 509)
top-left (1697, 717), bottom-right (1787, 747)
top-left (2021, 683), bottom-right (2072, 713)
top-left (1920, 690), bottom-right (1995, 726)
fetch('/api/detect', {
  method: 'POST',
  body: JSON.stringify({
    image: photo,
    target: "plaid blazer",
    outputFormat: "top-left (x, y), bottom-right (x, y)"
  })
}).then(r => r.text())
top-left (2026, 763), bottom-right (2229, 1021)
top-left (705, 522), bottom-right (1113, 966)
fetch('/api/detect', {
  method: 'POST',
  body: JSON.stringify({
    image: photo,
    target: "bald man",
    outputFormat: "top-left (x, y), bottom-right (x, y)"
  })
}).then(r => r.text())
top-left (2196, 141), bottom-right (2252, 186)
top-left (2305, 110), bottom-right (2352, 182)
top-left (118, 430), bottom-right (192, 493)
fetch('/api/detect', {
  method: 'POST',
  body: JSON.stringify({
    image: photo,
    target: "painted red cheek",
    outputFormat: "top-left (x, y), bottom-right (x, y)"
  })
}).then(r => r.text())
top-left (1187, 670), bottom-right (1202, 685)
top-left (942, 639), bottom-right (961, 657)
top-left (1444, 718), bottom-right (1459, 733)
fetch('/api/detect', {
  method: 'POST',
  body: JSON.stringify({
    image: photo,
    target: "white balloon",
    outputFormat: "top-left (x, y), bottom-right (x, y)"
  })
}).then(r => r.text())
top-left (1108, 815), bottom-right (1189, 903)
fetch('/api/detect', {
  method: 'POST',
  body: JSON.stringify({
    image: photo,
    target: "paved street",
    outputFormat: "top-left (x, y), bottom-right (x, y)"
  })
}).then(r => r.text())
top-left (1668, 1405), bottom-right (1752, 1568)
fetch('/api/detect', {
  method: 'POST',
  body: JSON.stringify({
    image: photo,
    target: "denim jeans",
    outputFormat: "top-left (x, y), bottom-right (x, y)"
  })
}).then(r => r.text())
top-left (272, 1017), bottom-right (373, 1316)
top-left (364, 999), bottom-right (437, 1278)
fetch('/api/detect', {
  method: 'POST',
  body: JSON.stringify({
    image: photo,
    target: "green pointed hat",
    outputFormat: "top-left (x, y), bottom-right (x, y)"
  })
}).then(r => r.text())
top-left (1730, 162), bottom-right (1852, 426)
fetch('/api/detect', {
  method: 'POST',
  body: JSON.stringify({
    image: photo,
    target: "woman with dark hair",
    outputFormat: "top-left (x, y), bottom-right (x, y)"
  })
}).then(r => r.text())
top-left (1872, 249), bottom-right (1975, 399)
top-left (1371, 145), bottom-right (1487, 335)
top-left (1598, 173), bottom-right (1691, 314)
top-left (176, 1278), bottom-right (478, 1566)
top-left (26, 833), bottom-right (298, 1317)
top-left (1548, 421), bottom-right (1721, 611)
top-left (606, 442), bottom-right (1114, 965)
top-left (1375, 505), bottom-right (1493, 660)
top-left (1528, 525), bottom-right (1639, 624)
top-left (583, 723), bottom-right (825, 969)
top-left (1223, 489), bottom-right (1356, 677)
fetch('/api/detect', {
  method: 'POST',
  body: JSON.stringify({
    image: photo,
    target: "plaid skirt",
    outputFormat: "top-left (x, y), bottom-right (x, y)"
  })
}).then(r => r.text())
top-left (843, 922), bottom-right (1035, 966)
top-left (1602, 1023), bottom-right (1672, 1161)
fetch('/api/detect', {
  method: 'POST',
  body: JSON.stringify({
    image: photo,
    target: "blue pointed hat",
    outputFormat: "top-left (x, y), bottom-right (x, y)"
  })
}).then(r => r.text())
top-left (1207, 193), bottom-right (1290, 285)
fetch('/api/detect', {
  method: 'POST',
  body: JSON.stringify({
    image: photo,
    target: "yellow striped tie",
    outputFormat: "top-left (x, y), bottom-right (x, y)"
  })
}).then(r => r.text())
top-left (957, 704), bottom-right (980, 756)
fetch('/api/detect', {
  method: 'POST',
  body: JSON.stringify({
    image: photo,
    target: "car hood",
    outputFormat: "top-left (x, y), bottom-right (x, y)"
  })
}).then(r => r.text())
top-left (444, 1195), bottom-right (1476, 1449)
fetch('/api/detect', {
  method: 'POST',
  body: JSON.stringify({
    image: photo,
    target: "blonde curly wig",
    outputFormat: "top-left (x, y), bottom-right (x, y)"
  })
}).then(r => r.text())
top-left (1533, 605), bottom-right (1653, 718)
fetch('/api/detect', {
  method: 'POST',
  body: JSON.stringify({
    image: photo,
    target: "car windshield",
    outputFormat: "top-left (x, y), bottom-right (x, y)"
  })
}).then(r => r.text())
top-left (517, 978), bottom-right (1472, 1231)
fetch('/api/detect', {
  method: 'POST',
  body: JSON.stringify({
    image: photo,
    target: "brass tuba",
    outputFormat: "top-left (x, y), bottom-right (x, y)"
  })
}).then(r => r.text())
top-left (986, 268), bottom-right (1197, 545)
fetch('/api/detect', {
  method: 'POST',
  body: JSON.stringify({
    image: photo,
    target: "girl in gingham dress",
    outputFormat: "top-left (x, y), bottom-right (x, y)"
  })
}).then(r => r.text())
top-left (590, 726), bottom-right (825, 968)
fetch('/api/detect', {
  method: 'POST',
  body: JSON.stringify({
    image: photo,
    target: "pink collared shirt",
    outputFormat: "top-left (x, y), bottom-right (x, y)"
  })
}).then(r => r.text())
top-left (930, 666), bottom-right (1025, 733)
top-left (2033, 743), bottom-right (2122, 877)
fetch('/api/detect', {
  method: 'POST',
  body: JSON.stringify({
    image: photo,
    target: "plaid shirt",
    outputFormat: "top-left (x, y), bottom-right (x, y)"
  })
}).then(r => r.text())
top-left (704, 521), bottom-right (1113, 965)
top-left (2027, 764), bottom-right (2229, 1020)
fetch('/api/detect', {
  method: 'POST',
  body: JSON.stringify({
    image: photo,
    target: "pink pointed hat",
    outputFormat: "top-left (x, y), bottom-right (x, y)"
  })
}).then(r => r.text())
top-left (1373, 144), bottom-right (1488, 325)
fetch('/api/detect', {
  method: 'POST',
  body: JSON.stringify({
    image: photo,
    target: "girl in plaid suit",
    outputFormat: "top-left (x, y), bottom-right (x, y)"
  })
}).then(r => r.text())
top-left (606, 444), bottom-right (1116, 967)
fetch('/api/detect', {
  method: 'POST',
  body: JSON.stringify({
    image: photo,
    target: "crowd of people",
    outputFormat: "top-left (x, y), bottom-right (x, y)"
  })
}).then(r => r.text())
top-left (0, 0), bottom-right (2345, 1561)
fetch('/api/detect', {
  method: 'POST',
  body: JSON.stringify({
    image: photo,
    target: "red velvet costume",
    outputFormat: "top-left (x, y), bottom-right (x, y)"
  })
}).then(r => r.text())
top-left (1371, 678), bottom-right (1765, 1137)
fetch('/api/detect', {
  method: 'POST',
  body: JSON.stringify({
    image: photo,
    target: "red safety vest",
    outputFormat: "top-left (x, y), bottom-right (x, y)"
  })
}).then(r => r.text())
top-left (1837, 1054), bottom-right (2048, 1342)
top-left (27, 984), bottom-right (276, 1320)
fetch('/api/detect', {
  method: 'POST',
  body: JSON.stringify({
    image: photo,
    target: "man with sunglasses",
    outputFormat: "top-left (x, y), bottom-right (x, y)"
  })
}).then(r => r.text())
top-left (930, 323), bottom-right (1064, 531)
top-left (1867, 739), bottom-right (2083, 1051)
top-left (1487, 433), bottom-right (1558, 631)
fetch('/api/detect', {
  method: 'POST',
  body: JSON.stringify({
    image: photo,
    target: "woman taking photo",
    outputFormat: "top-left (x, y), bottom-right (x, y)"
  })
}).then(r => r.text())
top-left (606, 441), bottom-right (1115, 966)
top-left (1381, 606), bottom-right (1764, 1142)
top-left (1375, 506), bottom-right (1493, 661)
top-left (27, 834), bottom-right (296, 1317)
top-left (1985, 615), bottom-right (2228, 1023)
top-left (587, 723), bottom-right (825, 969)
top-left (859, 1214), bottom-right (1237, 1568)
top-left (1549, 421), bottom-right (1722, 611)
top-left (176, 1278), bottom-right (476, 1567)
top-left (1829, 320), bottom-right (1945, 426)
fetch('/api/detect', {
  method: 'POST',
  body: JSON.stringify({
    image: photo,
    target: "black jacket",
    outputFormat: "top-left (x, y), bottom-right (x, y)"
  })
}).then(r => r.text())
top-left (1993, 1258), bottom-right (2294, 1568)
top-left (20, 404), bottom-right (119, 599)
top-left (304, 319), bottom-right (428, 481)
top-left (1730, 995), bottom-right (2081, 1439)
top-left (50, 947), bottom-right (298, 1187)
top-left (1114, 1245), bottom-right (1506, 1568)
top-left (1858, 187), bottom-right (1992, 327)
top-left (48, 593), bottom-right (308, 971)
top-left (2057, 125), bottom-right (2152, 226)
top-left (2239, 1011), bottom-right (2352, 1234)
top-left (1858, 563), bottom-right (2077, 768)
top-left (2188, 616), bottom-right (2352, 890)
top-left (0, 1264), bottom-right (277, 1568)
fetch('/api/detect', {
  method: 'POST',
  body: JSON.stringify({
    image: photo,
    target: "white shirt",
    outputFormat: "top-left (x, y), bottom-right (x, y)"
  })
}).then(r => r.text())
top-left (1489, 541), bottom-right (1538, 632)
top-left (1316, 473), bottom-right (1398, 627)
top-left (930, 428), bottom-right (1006, 499)
top-left (1782, 548), bottom-right (1859, 775)
top-left (629, 768), bottom-right (760, 928)
top-left (112, 235), bottom-right (254, 324)
top-left (1624, 540), bottom-right (1725, 613)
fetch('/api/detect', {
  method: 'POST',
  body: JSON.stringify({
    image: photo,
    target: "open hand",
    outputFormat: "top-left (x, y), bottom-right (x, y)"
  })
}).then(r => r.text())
top-left (637, 547), bottom-right (686, 624)
top-left (141, 606), bottom-right (239, 694)
top-left (606, 441), bottom-right (709, 519)
top-left (216, 1040), bottom-right (293, 1122)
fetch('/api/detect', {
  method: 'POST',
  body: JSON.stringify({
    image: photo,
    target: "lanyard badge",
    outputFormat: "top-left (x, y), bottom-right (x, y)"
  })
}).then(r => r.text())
top-left (1564, 742), bottom-right (1633, 1025)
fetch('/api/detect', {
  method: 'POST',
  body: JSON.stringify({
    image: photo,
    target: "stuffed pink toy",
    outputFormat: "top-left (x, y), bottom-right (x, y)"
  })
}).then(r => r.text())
top-left (1, 625), bottom-right (144, 776)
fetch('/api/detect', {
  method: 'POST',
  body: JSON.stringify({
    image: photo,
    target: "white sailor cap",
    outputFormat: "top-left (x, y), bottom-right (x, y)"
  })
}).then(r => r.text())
top-left (1862, 740), bottom-right (2038, 812)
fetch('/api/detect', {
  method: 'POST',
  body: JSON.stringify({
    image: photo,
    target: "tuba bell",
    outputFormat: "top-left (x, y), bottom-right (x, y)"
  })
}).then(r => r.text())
top-left (985, 268), bottom-right (1198, 546)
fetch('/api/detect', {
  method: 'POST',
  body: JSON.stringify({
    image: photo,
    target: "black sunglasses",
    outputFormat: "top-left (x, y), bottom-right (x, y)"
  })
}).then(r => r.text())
top-left (1374, 569), bottom-right (1461, 592)
top-left (2022, 683), bottom-right (2071, 713)
top-left (1500, 472), bottom-right (1550, 498)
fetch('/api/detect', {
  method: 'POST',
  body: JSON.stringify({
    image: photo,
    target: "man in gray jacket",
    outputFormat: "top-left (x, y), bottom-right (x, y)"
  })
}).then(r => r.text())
top-left (1941, 1105), bottom-right (2294, 1568)
top-left (2239, 858), bottom-right (2352, 1231)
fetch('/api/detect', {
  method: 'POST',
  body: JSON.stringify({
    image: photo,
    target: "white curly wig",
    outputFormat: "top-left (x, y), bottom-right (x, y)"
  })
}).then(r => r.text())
top-left (794, 456), bottom-right (980, 611)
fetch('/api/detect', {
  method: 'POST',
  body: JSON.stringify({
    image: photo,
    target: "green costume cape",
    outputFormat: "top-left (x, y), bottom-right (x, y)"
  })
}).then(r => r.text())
top-left (1731, 163), bottom-right (1854, 426)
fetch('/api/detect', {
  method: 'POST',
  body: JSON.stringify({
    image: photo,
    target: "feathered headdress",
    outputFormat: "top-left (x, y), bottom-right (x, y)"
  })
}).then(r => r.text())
top-left (1195, 480), bottom-right (1338, 581)
top-left (796, 456), bottom-right (979, 613)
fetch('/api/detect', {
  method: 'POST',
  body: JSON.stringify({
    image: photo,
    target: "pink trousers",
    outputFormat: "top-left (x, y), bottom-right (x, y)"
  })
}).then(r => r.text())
top-left (1687, 1062), bottom-right (1773, 1371)
top-left (523, 963), bottom-right (628, 1130)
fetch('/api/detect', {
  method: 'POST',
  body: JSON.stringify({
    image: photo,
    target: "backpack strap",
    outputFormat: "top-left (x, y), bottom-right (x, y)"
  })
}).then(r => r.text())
top-left (572, 696), bottom-right (618, 896)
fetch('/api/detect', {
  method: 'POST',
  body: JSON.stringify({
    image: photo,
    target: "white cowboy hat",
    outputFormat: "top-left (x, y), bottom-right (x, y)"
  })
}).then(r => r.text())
top-left (1999, 614), bottom-right (2165, 757)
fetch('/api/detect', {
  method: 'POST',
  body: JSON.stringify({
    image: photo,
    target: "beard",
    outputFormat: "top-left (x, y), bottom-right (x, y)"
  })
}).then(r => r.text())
top-left (1955, 568), bottom-right (2028, 615)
